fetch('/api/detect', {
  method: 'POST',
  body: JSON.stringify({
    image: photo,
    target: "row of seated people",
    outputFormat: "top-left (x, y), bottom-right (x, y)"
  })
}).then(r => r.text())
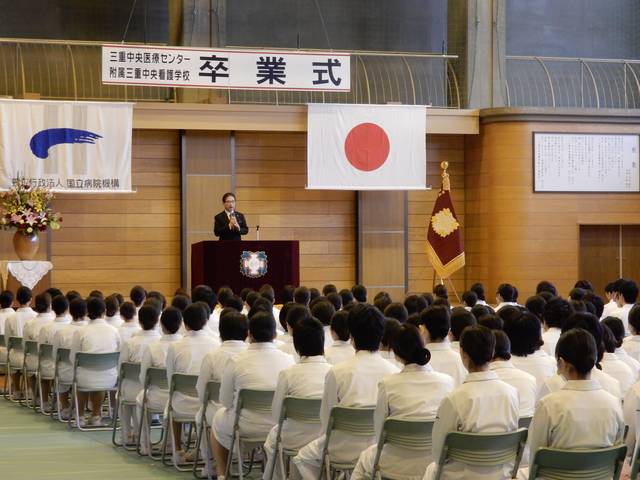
top-left (0, 280), bottom-right (638, 480)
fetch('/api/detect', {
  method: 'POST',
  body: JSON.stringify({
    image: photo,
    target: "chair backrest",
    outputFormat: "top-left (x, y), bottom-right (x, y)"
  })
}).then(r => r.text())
top-left (24, 340), bottom-right (38, 358)
top-left (529, 445), bottom-right (627, 480)
top-left (75, 352), bottom-right (120, 370)
top-left (56, 347), bottom-right (71, 364)
top-left (119, 362), bottom-right (141, 382)
top-left (0, 333), bottom-right (5, 348)
top-left (204, 380), bottom-right (221, 404)
top-left (170, 373), bottom-right (198, 397)
top-left (237, 389), bottom-right (275, 415)
top-left (282, 397), bottom-right (321, 424)
top-left (439, 429), bottom-right (529, 469)
top-left (518, 416), bottom-right (533, 429)
top-left (7, 336), bottom-right (23, 352)
top-left (382, 418), bottom-right (435, 451)
top-left (326, 407), bottom-right (375, 440)
top-left (145, 367), bottom-right (168, 390)
top-left (38, 343), bottom-right (54, 363)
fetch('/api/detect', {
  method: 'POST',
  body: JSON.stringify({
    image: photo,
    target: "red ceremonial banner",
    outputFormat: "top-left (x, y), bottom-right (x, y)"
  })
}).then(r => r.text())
top-left (426, 175), bottom-right (465, 279)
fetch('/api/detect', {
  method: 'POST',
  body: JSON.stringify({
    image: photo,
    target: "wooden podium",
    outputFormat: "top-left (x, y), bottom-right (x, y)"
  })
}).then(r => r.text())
top-left (191, 240), bottom-right (300, 303)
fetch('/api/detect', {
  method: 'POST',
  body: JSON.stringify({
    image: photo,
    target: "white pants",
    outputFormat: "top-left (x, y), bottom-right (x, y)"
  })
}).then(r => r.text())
top-left (291, 436), bottom-right (325, 480)
top-left (352, 444), bottom-right (431, 480)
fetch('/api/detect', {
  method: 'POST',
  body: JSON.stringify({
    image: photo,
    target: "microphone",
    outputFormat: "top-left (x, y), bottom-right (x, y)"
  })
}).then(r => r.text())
top-left (256, 224), bottom-right (260, 241)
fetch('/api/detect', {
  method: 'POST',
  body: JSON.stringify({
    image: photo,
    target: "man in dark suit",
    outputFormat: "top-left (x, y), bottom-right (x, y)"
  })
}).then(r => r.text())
top-left (213, 192), bottom-right (249, 240)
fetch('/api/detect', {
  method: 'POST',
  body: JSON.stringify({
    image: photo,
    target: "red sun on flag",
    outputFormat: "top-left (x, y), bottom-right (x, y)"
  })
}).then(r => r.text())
top-left (343, 122), bottom-right (390, 171)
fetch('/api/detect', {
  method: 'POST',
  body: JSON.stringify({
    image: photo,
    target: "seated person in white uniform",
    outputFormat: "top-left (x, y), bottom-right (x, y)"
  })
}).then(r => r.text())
top-left (379, 318), bottom-right (403, 368)
top-left (489, 330), bottom-right (538, 418)
top-left (192, 285), bottom-right (220, 339)
top-left (539, 312), bottom-right (623, 400)
top-left (211, 310), bottom-right (295, 478)
top-left (118, 301), bottom-right (140, 343)
top-left (448, 308), bottom-right (477, 353)
top-left (52, 298), bottom-right (88, 419)
top-left (130, 285), bottom-right (146, 313)
top-left (118, 304), bottom-right (161, 444)
top-left (383, 302), bottom-right (409, 324)
top-left (171, 294), bottom-right (191, 313)
top-left (195, 309), bottom-right (248, 468)
top-left (423, 325), bottom-right (520, 480)
top-left (311, 300), bottom-right (336, 352)
top-left (417, 306), bottom-right (467, 386)
top-left (0, 290), bottom-right (15, 366)
top-left (37, 295), bottom-right (71, 411)
top-left (263, 317), bottom-right (332, 479)
top-left (602, 316), bottom-right (640, 378)
top-left (494, 283), bottom-right (520, 312)
top-left (540, 297), bottom-right (571, 357)
top-left (291, 303), bottom-right (400, 480)
top-left (460, 291), bottom-right (477, 311)
top-left (324, 310), bottom-right (355, 365)
top-left (470, 282), bottom-right (489, 307)
top-left (105, 294), bottom-right (123, 329)
top-left (623, 306), bottom-right (640, 362)
top-left (23, 293), bottom-right (55, 398)
top-left (503, 310), bottom-right (556, 395)
top-left (70, 296), bottom-right (121, 426)
top-left (165, 303), bottom-right (219, 460)
top-left (278, 304), bottom-right (310, 360)
top-left (136, 306), bottom-right (183, 455)
top-left (520, 328), bottom-right (624, 479)
top-left (611, 279), bottom-right (638, 334)
top-left (352, 324), bottom-right (455, 480)
top-left (373, 291), bottom-right (392, 315)
top-left (5, 286), bottom-right (37, 397)
top-left (600, 322), bottom-right (634, 396)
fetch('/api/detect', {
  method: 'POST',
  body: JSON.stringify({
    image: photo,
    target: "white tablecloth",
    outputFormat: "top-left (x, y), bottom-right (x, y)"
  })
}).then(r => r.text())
top-left (0, 261), bottom-right (53, 289)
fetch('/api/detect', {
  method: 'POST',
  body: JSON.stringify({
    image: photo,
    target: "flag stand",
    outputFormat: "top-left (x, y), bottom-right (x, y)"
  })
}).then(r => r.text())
top-left (432, 271), bottom-right (462, 304)
top-left (426, 160), bottom-right (465, 305)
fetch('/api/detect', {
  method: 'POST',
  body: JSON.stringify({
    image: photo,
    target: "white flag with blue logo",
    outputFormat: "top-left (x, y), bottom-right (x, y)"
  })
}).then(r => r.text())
top-left (0, 99), bottom-right (132, 192)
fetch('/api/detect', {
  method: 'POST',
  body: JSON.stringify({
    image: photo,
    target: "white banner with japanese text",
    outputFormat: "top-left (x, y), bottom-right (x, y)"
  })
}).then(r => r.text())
top-left (102, 44), bottom-right (350, 91)
top-left (0, 99), bottom-right (132, 193)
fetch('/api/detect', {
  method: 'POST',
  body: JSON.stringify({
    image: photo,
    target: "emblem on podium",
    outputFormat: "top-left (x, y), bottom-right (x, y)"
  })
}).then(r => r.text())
top-left (240, 251), bottom-right (268, 278)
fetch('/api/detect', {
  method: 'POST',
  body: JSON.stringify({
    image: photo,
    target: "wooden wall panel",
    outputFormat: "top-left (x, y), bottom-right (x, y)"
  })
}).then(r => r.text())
top-left (51, 130), bottom-right (181, 297)
top-left (235, 132), bottom-right (356, 290)
top-left (408, 135), bottom-right (466, 297)
top-left (466, 121), bottom-right (640, 300)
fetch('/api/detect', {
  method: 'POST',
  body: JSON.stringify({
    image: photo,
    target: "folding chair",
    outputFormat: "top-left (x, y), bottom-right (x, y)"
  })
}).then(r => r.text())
top-left (372, 418), bottom-right (435, 480)
top-left (5, 336), bottom-right (23, 402)
top-left (69, 351), bottom-right (119, 431)
top-left (53, 347), bottom-right (71, 422)
top-left (265, 397), bottom-right (322, 480)
top-left (137, 367), bottom-right (169, 459)
top-left (433, 429), bottom-right (529, 480)
top-left (37, 343), bottom-right (55, 416)
top-left (318, 406), bottom-right (375, 480)
top-left (112, 361), bottom-right (141, 449)
top-left (530, 445), bottom-right (627, 480)
top-left (224, 389), bottom-right (276, 480)
top-left (192, 380), bottom-right (221, 479)
top-left (161, 373), bottom-right (200, 471)
top-left (0, 334), bottom-right (6, 395)
top-left (518, 416), bottom-right (533, 429)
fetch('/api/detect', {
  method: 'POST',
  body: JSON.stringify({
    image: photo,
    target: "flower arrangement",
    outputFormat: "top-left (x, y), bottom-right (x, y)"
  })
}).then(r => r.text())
top-left (0, 179), bottom-right (63, 235)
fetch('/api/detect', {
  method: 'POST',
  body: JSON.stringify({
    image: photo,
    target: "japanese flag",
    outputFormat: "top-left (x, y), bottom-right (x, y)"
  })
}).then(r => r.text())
top-left (307, 103), bottom-right (427, 190)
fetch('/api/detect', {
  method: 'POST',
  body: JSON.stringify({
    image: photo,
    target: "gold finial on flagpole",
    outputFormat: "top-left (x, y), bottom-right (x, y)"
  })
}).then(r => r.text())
top-left (440, 161), bottom-right (450, 191)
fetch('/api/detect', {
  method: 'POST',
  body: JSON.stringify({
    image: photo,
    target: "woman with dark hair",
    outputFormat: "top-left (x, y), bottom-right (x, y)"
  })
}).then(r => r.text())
top-left (539, 312), bottom-right (622, 401)
top-left (424, 326), bottom-right (519, 480)
top-left (523, 329), bottom-right (624, 478)
top-left (351, 324), bottom-right (455, 480)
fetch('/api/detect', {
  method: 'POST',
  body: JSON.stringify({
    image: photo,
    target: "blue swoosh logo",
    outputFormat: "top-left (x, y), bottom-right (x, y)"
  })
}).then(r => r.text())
top-left (29, 128), bottom-right (102, 159)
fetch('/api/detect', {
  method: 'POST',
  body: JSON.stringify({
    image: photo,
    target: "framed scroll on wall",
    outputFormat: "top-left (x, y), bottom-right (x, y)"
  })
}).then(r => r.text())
top-left (533, 133), bottom-right (640, 193)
